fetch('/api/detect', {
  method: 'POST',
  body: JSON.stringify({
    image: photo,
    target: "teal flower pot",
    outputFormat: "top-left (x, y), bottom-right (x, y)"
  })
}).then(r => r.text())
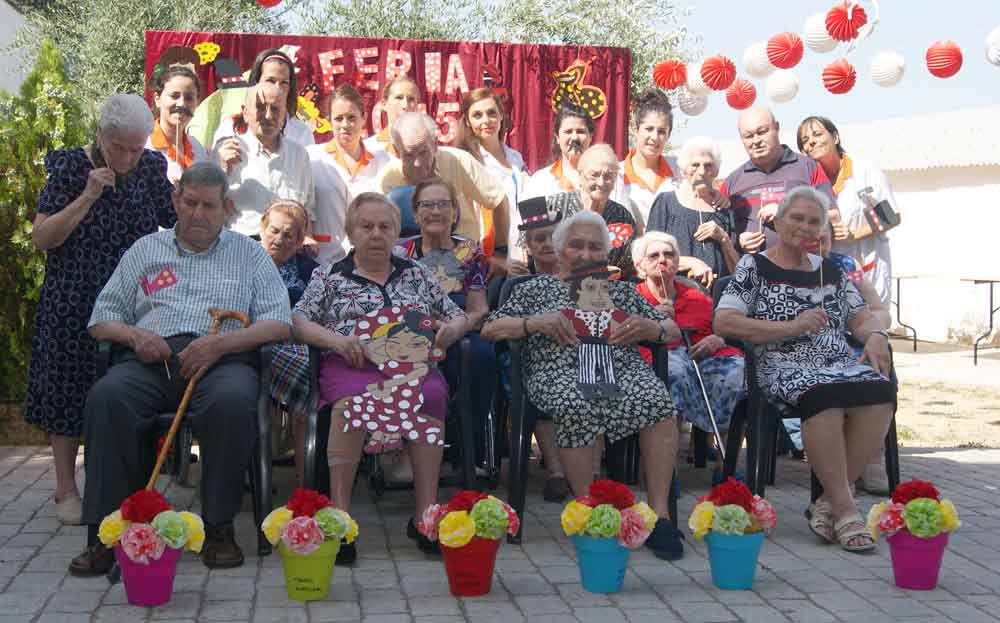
top-left (571, 534), bottom-right (630, 593)
top-left (705, 531), bottom-right (765, 590)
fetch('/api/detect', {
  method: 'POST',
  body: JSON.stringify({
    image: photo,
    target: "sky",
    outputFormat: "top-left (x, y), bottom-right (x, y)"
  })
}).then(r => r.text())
top-left (669, 1), bottom-right (999, 144)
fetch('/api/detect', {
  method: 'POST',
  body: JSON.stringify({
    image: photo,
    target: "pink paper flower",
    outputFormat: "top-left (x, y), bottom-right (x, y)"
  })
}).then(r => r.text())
top-left (281, 516), bottom-right (324, 555)
top-left (878, 502), bottom-right (906, 537)
top-left (120, 523), bottom-right (166, 564)
top-left (618, 507), bottom-right (652, 549)
top-left (418, 504), bottom-right (449, 541)
top-left (503, 502), bottom-right (520, 536)
top-left (751, 495), bottom-right (777, 533)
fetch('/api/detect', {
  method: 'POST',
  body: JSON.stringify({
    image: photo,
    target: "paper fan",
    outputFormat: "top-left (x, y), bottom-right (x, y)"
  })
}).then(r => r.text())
top-left (725, 79), bottom-right (757, 110)
top-left (653, 59), bottom-right (687, 90)
top-left (767, 32), bottom-right (804, 69)
top-left (826, 1), bottom-right (868, 42)
top-left (822, 58), bottom-right (857, 94)
top-left (804, 13), bottom-right (838, 53)
top-left (870, 50), bottom-right (905, 87)
top-left (700, 55), bottom-right (736, 91)
top-left (926, 40), bottom-right (963, 78)
top-left (742, 42), bottom-right (775, 79)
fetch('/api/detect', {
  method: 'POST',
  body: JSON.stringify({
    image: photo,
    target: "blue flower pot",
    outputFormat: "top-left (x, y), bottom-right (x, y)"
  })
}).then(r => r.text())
top-left (571, 534), bottom-right (630, 593)
top-left (705, 531), bottom-right (765, 590)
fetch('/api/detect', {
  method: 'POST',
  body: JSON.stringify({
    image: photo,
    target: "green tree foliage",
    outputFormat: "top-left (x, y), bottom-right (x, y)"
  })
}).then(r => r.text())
top-left (0, 40), bottom-right (88, 401)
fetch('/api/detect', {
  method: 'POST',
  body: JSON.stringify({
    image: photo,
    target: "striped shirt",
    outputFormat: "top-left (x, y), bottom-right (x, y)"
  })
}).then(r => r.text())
top-left (89, 228), bottom-right (291, 336)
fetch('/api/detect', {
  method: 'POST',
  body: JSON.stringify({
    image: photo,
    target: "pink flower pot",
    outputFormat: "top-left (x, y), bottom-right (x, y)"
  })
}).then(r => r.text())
top-left (887, 530), bottom-right (949, 590)
top-left (115, 545), bottom-right (182, 606)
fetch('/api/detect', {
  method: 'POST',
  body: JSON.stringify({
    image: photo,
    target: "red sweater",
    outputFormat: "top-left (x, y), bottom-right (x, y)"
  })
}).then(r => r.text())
top-left (636, 280), bottom-right (742, 362)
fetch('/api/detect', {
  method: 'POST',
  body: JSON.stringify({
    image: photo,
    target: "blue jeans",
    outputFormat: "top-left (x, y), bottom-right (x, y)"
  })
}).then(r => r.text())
top-left (782, 418), bottom-right (803, 451)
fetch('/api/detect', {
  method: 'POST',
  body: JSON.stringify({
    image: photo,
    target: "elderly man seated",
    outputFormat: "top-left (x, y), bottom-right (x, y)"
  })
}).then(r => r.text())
top-left (69, 162), bottom-right (291, 576)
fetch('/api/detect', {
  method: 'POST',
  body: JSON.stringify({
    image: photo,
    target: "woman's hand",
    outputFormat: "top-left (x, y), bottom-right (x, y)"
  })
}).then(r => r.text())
top-left (688, 334), bottom-right (725, 360)
top-left (527, 313), bottom-right (578, 347)
top-left (608, 316), bottom-right (660, 346)
top-left (757, 204), bottom-right (778, 224)
top-left (860, 333), bottom-right (892, 377)
top-left (738, 231), bottom-right (766, 253)
top-left (331, 333), bottom-right (368, 369)
top-left (83, 167), bottom-right (116, 201)
top-left (693, 221), bottom-right (727, 243)
top-left (831, 220), bottom-right (851, 241)
top-left (507, 260), bottom-right (529, 276)
top-left (433, 319), bottom-right (465, 353)
top-left (686, 257), bottom-right (715, 289)
top-left (790, 308), bottom-right (828, 337)
top-left (301, 235), bottom-right (319, 258)
top-left (654, 301), bottom-right (675, 318)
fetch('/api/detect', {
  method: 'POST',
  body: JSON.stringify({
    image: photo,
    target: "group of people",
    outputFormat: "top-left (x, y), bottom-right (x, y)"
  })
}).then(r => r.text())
top-left (22, 47), bottom-right (901, 578)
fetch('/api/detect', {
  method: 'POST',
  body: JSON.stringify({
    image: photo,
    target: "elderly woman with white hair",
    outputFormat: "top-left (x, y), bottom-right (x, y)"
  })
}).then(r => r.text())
top-left (632, 231), bottom-right (745, 483)
top-left (27, 93), bottom-right (176, 525)
top-left (647, 136), bottom-right (738, 289)
top-left (483, 210), bottom-right (686, 560)
top-left (714, 186), bottom-right (895, 553)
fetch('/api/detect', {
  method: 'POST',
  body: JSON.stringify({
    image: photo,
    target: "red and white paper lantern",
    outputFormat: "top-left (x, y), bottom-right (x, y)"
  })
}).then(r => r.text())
top-left (742, 42), bottom-right (775, 79)
top-left (826, 1), bottom-right (868, 42)
top-left (725, 79), bottom-right (757, 110)
top-left (925, 40), bottom-right (963, 78)
top-left (822, 58), bottom-right (857, 94)
top-left (870, 50), bottom-right (905, 87)
top-left (652, 59), bottom-right (687, 90)
top-left (700, 55), bottom-right (737, 91)
top-left (766, 70), bottom-right (799, 103)
top-left (804, 12), bottom-right (838, 53)
top-left (767, 32), bottom-right (804, 69)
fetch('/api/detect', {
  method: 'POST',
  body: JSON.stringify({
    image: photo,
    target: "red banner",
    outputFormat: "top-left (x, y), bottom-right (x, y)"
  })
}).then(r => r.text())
top-left (145, 30), bottom-right (632, 171)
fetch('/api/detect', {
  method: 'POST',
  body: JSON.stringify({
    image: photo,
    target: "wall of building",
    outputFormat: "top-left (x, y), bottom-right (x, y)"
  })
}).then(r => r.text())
top-left (0, 2), bottom-right (26, 94)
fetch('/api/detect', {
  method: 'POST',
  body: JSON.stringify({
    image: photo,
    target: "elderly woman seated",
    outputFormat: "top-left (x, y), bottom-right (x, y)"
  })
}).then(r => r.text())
top-left (632, 231), bottom-right (745, 483)
top-left (714, 186), bottom-right (895, 553)
top-left (293, 193), bottom-right (468, 563)
top-left (482, 210), bottom-right (685, 559)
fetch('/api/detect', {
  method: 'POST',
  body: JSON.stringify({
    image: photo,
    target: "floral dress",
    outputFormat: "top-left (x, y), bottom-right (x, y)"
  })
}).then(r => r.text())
top-left (486, 274), bottom-right (676, 448)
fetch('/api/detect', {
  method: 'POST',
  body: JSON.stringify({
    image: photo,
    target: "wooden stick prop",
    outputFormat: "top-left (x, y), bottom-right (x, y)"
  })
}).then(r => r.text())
top-left (144, 307), bottom-right (251, 490)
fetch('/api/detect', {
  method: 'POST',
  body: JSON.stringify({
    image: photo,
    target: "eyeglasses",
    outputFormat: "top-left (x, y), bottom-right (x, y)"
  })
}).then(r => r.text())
top-left (414, 199), bottom-right (454, 212)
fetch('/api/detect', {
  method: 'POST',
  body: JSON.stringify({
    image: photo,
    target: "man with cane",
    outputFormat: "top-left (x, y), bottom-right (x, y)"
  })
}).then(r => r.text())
top-left (69, 162), bottom-right (291, 576)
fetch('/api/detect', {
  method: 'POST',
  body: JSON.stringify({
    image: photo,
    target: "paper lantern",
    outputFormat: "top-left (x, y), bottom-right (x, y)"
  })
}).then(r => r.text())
top-left (678, 90), bottom-right (709, 116)
top-left (256, 0), bottom-right (281, 7)
top-left (926, 41), bottom-right (963, 78)
top-left (870, 50), bottom-right (905, 87)
top-left (700, 55), bottom-right (737, 91)
top-left (986, 26), bottom-right (1000, 67)
top-left (685, 61), bottom-right (711, 96)
top-left (767, 32), bottom-right (804, 69)
top-left (826, 1), bottom-right (868, 42)
top-left (804, 13), bottom-right (838, 53)
top-left (742, 42), bottom-right (775, 79)
top-left (766, 70), bottom-right (799, 103)
top-left (652, 59), bottom-right (687, 90)
top-left (725, 79), bottom-right (757, 110)
top-left (822, 58), bottom-right (856, 94)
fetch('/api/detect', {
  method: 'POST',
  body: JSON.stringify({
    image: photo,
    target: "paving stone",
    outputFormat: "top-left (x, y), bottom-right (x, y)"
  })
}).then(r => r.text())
top-left (513, 594), bottom-right (571, 614)
top-left (362, 616), bottom-right (414, 623)
top-left (408, 596), bottom-right (462, 617)
top-left (43, 590), bottom-right (105, 613)
top-left (198, 601), bottom-right (252, 621)
top-left (93, 604), bottom-right (151, 622)
top-left (34, 615), bottom-right (93, 623)
top-left (251, 607), bottom-right (308, 623)
top-left (461, 602), bottom-right (524, 622)
top-left (307, 601), bottom-right (363, 622)
top-left (574, 606), bottom-right (628, 623)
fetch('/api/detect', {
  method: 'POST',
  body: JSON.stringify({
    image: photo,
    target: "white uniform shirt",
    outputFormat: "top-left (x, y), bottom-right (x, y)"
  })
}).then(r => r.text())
top-left (618, 150), bottom-right (678, 227)
top-left (524, 159), bottom-right (630, 207)
top-left (481, 145), bottom-right (528, 262)
top-left (144, 133), bottom-right (207, 183)
top-left (213, 114), bottom-right (315, 149)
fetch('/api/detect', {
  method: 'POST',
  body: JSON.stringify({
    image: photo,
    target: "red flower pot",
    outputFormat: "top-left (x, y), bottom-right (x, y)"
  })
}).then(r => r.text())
top-left (440, 536), bottom-right (501, 596)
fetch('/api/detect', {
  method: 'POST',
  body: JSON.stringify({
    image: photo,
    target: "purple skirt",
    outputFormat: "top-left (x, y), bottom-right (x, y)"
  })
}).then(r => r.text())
top-left (318, 354), bottom-right (450, 421)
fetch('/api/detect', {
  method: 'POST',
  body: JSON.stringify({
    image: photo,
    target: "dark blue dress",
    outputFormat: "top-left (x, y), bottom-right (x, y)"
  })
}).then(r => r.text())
top-left (24, 148), bottom-right (175, 436)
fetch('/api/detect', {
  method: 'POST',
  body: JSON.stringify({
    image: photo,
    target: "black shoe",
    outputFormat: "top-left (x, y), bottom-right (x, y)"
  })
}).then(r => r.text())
top-left (336, 539), bottom-right (357, 565)
top-left (543, 476), bottom-right (570, 503)
top-left (645, 519), bottom-right (685, 561)
top-left (202, 523), bottom-right (244, 569)
top-left (69, 543), bottom-right (114, 577)
top-left (407, 518), bottom-right (440, 555)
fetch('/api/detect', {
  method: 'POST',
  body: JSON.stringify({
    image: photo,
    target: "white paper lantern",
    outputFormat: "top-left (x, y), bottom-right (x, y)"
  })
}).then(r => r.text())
top-left (870, 50), bottom-right (906, 87)
top-left (685, 60), bottom-right (711, 96)
top-left (987, 25), bottom-right (1000, 67)
top-left (742, 42), bottom-right (775, 79)
top-left (766, 70), bottom-right (799, 103)
top-left (678, 90), bottom-right (709, 116)
top-left (803, 13), bottom-right (838, 53)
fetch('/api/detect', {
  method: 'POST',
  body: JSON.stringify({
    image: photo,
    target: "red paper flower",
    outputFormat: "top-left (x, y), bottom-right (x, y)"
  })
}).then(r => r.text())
top-left (447, 490), bottom-right (488, 512)
top-left (700, 55), bottom-right (737, 91)
top-left (588, 480), bottom-right (635, 510)
top-left (652, 59), bottom-right (687, 90)
top-left (766, 32), bottom-right (804, 70)
top-left (708, 477), bottom-right (754, 513)
top-left (725, 79), bottom-right (756, 110)
top-left (120, 490), bottom-right (172, 523)
top-left (891, 480), bottom-right (941, 505)
top-left (878, 503), bottom-right (906, 536)
top-left (926, 41), bottom-right (963, 78)
top-left (287, 488), bottom-right (333, 518)
top-left (257, 0), bottom-right (281, 7)
top-left (825, 1), bottom-right (868, 42)
top-left (575, 495), bottom-right (596, 507)
top-left (822, 58), bottom-right (857, 94)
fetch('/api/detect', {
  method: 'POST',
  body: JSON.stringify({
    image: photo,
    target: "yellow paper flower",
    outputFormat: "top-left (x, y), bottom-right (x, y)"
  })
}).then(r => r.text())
top-left (261, 507), bottom-right (294, 546)
top-left (939, 499), bottom-right (960, 533)
top-left (343, 516), bottom-right (360, 544)
top-left (688, 501), bottom-right (716, 541)
top-left (866, 501), bottom-right (888, 539)
top-left (561, 500), bottom-right (594, 536)
top-left (98, 510), bottom-right (129, 547)
top-left (628, 502), bottom-right (658, 532)
top-left (179, 511), bottom-right (205, 553)
top-left (438, 511), bottom-right (476, 548)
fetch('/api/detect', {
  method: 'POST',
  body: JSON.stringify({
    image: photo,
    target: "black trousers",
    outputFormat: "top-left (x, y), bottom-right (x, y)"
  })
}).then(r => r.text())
top-left (81, 341), bottom-right (258, 526)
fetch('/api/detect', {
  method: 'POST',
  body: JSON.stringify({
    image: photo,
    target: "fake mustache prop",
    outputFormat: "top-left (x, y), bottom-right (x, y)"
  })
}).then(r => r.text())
top-left (567, 139), bottom-right (584, 153)
top-left (170, 105), bottom-right (193, 117)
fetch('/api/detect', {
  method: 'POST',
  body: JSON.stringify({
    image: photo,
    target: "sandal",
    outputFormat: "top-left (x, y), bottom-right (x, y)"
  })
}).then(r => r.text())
top-left (806, 499), bottom-right (834, 544)
top-left (833, 513), bottom-right (877, 553)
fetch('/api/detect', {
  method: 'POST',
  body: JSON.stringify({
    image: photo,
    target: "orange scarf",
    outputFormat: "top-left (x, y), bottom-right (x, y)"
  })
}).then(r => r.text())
top-left (623, 149), bottom-right (673, 192)
top-left (325, 140), bottom-right (374, 178)
top-left (831, 154), bottom-right (853, 197)
top-left (550, 159), bottom-right (578, 191)
top-left (150, 121), bottom-right (193, 170)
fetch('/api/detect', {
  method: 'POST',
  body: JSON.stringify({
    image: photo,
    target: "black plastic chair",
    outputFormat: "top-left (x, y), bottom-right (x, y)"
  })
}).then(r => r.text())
top-left (97, 342), bottom-right (274, 556)
top-left (499, 274), bottom-right (678, 543)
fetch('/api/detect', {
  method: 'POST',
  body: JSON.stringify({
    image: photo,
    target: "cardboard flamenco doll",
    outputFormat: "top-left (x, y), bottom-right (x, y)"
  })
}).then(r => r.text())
top-left (561, 264), bottom-right (633, 400)
top-left (343, 306), bottom-right (445, 454)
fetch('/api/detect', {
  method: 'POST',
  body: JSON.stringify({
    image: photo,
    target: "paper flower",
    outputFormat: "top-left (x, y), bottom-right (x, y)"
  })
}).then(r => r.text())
top-left (903, 498), bottom-right (943, 538)
top-left (700, 54), bottom-right (737, 91)
top-left (344, 516), bottom-right (359, 544)
top-left (939, 499), bottom-right (960, 533)
top-left (750, 496), bottom-right (777, 533)
top-left (470, 498), bottom-right (509, 540)
top-left (179, 511), bottom-right (204, 553)
top-left (561, 500), bottom-right (593, 536)
top-left (926, 41), bottom-right (963, 79)
top-left (892, 480), bottom-right (941, 505)
top-left (726, 78), bottom-right (756, 110)
top-left (282, 516), bottom-right (325, 555)
top-left (712, 504), bottom-right (752, 536)
top-left (822, 58), bottom-right (857, 95)
top-left (584, 504), bottom-right (622, 539)
top-left (618, 507), bottom-right (652, 548)
top-left (767, 32), bottom-right (804, 69)
top-left (314, 507), bottom-right (349, 540)
top-left (120, 490), bottom-right (172, 524)
top-left (438, 511), bottom-right (476, 548)
top-left (589, 480), bottom-right (635, 510)
top-left (418, 503), bottom-right (448, 541)
top-left (262, 507), bottom-right (294, 546)
top-left (489, 496), bottom-right (520, 536)
top-left (652, 59), bottom-right (687, 90)
top-left (151, 510), bottom-right (189, 549)
top-left (878, 502), bottom-right (906, 537)
top-left (286, 488), bottom-right (332, 518)
top-left (447, 490), bottom-right (489, 512)
top-left (98, 510), bottom-right (129, 547)
top-left (689, 500), bottom-right (716, 540)
top-left (629, 502), bottom-right (658, 532)
top-left (120, 523), bottom-right (167, 564)
top-left (866, 501), bottom-right (888, 539)
top-left (708, 477), bottom-right (754, 513)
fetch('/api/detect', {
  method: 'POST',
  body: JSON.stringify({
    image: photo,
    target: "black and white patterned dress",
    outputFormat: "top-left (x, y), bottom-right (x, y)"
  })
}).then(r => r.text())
top-left (717, 253), bottom-right (895, 418)
top-left (486, 275), bottom-right (676, 448)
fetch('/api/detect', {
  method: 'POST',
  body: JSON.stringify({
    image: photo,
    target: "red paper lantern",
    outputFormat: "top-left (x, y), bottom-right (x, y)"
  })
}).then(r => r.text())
top-left (725, 79), bottom-right (757, 109)
top-left (257, 0), bottom-right (281, 7)
top-left (766, 32), bottom-right (804, 69)
top-left (822, 58), bottom-right (857, 94)
top-left (825, 1), bottom-right (868, 42)
top-left (700, 55), bottom-right (737, 91)
top-left (925, 41), bottom-right (963, 78)
top-left (652, 59), bottom-right (687, 90)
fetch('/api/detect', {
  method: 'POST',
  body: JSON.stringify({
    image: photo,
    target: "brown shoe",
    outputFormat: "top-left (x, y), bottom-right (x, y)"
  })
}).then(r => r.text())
top-left (69, 543), bottom-right (114, 577)
top-left (543, 476), bottom-right (570, 503)
top-left (202, 523), bottom-right (244, 569)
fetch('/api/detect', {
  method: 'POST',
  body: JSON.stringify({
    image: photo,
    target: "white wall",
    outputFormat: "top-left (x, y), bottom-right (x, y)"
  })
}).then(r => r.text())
top-left (0, 2), bottom-right (26, 94)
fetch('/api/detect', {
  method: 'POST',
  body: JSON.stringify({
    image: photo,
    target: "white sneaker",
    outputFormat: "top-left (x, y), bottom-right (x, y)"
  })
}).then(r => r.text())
top-left (859, 463), bottom-right (890, 495)
top-left (56, 494), bottom-right (83, 525)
